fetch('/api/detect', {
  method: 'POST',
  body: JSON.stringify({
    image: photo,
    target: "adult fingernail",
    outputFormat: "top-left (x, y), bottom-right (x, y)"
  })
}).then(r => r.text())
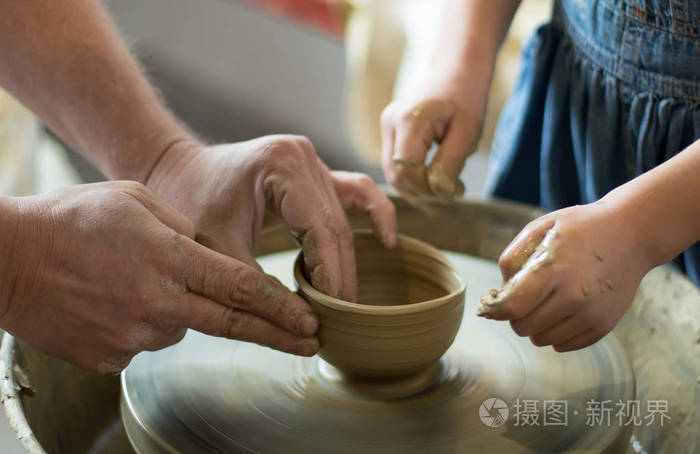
top-left (297, 313), bottom-right (319, 336)
top-left (295, 337), bottom-right (320, 356)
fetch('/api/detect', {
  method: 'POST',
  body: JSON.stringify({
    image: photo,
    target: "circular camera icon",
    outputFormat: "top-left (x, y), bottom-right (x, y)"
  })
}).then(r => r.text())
top-left (479, 397), bottom-right (509, 427)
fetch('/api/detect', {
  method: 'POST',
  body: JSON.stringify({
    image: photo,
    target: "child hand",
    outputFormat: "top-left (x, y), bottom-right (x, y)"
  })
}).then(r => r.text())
top-left (478, 202), bottom-right (653, 351)
top-left (380, 75), bottom-right (488, 206)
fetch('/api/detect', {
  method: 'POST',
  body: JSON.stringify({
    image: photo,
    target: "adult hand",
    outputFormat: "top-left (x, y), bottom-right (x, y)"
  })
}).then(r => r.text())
top-left (477, 201), bottom-right (653, 351)
top-left (1, 182), bottom-right (320, 374)
top-left (147, 135), bottom-right (398, 302)
top-left (380, 76), bottom-right (486, 206)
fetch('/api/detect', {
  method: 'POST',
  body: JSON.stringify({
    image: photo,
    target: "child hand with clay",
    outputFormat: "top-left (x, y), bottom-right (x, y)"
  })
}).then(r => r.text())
top-left (381, 0), bottom-right (700, 350)
top-left (478, 138), bottom-right (700, 349)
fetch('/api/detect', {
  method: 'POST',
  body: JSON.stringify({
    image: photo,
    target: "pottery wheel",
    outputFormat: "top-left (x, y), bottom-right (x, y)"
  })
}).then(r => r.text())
top-left (121, 250), bottom-right (635, 453)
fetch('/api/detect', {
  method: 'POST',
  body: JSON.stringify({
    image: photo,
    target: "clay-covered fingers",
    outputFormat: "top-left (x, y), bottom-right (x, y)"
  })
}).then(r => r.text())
top-left (425, 110), bottom-right (477, 198)
top-left (258, 136), bottom-right (357, 301)
top-left (294, 156), bottom-right (356, 302)
top-left (478, 262), bottom-right (557, 321)
top-left (380, 101), bottom-right (434, 197)
top-left (177, 239), bottom-right (319, 342)
top-left (380, 108), bottom-right (438, 212)
top-left (297, 222), bottom-right (353, 301)
top-left (498, 216), bottom-right (558, 281)
top-left (479, 228), bottom-right (561, 321)
top-left (331, 171), bottom-right (398, 248)
top-left (310, 158), bottom-right (358, 302)
top-left (476, 202), bottom-right (647, 354)
top-left (380, 99), bottom-right (469, 201)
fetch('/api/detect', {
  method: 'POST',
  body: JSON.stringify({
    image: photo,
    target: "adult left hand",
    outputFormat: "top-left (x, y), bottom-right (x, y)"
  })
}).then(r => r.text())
top-left (146, 135), bottom-right (397, 302)
top-left (477, 201), bottom-right (653, 351)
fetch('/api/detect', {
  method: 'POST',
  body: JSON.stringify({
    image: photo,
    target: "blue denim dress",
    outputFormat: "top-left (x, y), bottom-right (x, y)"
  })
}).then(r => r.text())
top-left (486, 0), bottom-right (700, 284)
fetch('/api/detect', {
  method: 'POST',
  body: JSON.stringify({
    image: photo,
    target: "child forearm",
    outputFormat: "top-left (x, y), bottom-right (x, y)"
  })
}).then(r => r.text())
top-left (603, 138), bottom-right (700, 268)
top-left (431, 0), bottom-right (521, 90)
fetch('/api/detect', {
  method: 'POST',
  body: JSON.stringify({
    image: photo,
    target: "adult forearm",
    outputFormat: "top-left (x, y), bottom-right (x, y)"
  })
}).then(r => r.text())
top-left (603, 138), bottom-right (700, 268)
top-left (431, 0), bottom-right (521, 93)
top-left (0, 0), bottom-right (196, 183)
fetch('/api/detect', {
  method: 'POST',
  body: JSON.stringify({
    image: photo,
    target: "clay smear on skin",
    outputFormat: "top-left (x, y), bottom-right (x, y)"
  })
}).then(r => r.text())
top-left (479, 229), bottom-right (615, 315)
top-left (427, 163), bottom-right (457, 196)
top-left (478, 229), bottom-right (560, 318)
top-left (299, 232), bottom-right (338, 297)
top-left (392, 157), bottom-right (465, 201)
top-left (595, 247), bottom-right (605, 262)
top-left (507, 239), bottom-right (540, 278)
top-left (392, 158), bottom-right (431, 195)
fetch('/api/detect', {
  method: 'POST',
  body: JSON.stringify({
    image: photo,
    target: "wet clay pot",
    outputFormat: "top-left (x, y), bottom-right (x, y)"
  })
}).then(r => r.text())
top-left (293, 230), bottom-right (466, 387)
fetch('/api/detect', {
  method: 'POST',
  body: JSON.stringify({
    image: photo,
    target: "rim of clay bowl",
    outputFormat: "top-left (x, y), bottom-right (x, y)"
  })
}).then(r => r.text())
top-left (293, 231), bottom-right (466, 315)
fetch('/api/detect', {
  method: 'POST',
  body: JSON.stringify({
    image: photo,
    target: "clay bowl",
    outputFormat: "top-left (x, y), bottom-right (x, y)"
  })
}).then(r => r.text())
top-left (294, 230), bottom-right (466, 390)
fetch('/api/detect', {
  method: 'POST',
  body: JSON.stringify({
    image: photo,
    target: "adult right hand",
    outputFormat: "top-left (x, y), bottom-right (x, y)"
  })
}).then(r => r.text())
top-left (0, 182), bottom-right (319, 375)
top-left (380, 74), bottom-right (487, 206)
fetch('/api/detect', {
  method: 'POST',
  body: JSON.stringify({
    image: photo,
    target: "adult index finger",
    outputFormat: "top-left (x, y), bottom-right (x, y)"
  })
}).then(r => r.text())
top-left (176, 292), bottom-right (319, 356)
top-left (179, 240), bottom-right (319, 337)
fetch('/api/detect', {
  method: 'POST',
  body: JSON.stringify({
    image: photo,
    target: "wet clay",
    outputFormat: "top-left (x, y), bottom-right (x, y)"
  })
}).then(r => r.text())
top-left (507, 239), bottom-right (539, 278)
top-left (478, 229), bottom-right (560, 318)
top-left (391, 158), bottom-right (464, 205)
top-left (427, 162), bottom-right (465, 198)
top-left (594, 247), bottom-right (605, 262)
top-left (295, 231), bottom-right (465, 381)
top-left (121, 248), bottom-right (634, 454)
top-left (300, 233), bottom-right (338, 298)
